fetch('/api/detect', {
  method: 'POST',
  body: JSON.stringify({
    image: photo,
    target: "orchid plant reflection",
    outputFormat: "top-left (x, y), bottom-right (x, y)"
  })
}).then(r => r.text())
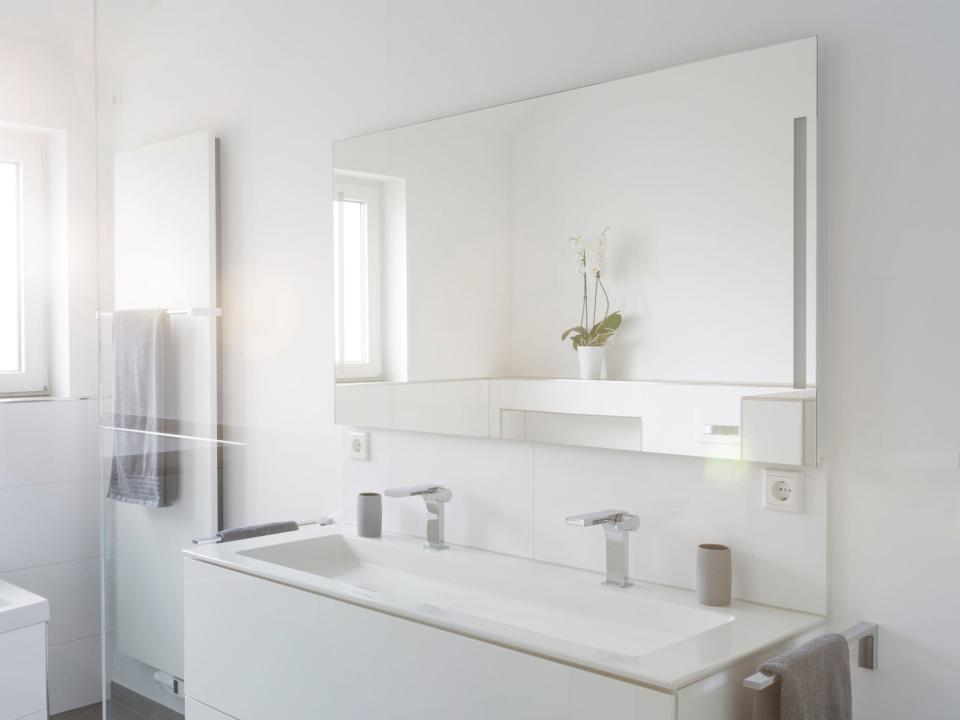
top-left (561, 226), bottom-right (622, 350)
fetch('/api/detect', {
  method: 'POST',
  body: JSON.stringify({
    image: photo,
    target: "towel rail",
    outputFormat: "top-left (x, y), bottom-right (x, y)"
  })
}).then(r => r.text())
top-left (96, 307), bottom-right (222, 319)
top-left (192, 518), bottom-right (334, 545)
top-left (743, 621), bottom-right (878, 690)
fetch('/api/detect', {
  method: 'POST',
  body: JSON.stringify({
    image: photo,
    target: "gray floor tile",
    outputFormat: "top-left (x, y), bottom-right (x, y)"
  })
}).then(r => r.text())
top-left (52, 700), bottom-right (162, 720)
top-left (51, 703), bottom-right (102, 720)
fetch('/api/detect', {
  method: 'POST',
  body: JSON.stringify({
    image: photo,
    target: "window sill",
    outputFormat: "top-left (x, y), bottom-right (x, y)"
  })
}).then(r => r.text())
top-left (0, 395), bottom-right (93, 404)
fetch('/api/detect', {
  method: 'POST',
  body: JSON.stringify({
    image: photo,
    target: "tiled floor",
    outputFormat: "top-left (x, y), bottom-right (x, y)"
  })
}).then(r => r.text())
top-left (52, 699), bottom-right (181, 720)
top-left (51, 703), bottom-right (140, 720)
top-left (50, 681), bottom-right (185, 720)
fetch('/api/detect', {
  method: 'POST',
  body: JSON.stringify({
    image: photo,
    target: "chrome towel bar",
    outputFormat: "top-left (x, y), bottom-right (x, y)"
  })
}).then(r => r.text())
top-left (743, 621), bottom-right (879, 690)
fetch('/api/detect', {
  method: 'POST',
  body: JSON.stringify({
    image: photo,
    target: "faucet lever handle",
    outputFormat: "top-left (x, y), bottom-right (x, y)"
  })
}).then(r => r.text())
top-left (385, 484), bottom-right (452, 502)
top-left (566, 509), bottom-right (638, 530)
top-left (384, 484), bottom-right (452, 551)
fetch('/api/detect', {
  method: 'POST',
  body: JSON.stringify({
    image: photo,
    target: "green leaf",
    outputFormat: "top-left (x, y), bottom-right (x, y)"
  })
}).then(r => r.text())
top-left (584, 311), bottom-right (622, 346)
top-left (561, 325), bottom-right (588, 341)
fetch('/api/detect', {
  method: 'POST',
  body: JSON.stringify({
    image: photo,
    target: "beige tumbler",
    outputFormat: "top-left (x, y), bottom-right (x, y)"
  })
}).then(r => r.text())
top-left (697, 544), bottom-right (732, 606)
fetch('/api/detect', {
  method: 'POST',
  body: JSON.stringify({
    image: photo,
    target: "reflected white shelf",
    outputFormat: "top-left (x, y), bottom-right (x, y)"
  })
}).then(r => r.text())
top-left (335, 377), bottom-right (817, 466)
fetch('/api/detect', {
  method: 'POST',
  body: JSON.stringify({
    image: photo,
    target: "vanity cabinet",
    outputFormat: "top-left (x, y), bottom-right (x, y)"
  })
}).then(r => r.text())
top-left (0, 624), bottom-right (48, 720)
top-left (0, 580), bottom-right (49, 720)
top-left (185, 558), bottom-right (674, 719)
top-left (184, 558), bottom-right (796, 720)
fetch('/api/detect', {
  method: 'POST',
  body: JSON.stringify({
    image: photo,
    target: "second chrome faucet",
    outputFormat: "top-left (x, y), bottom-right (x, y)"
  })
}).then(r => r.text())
top-left (379, 487), bottom-right (638, 586)
top-left (385, 484), bottom-right (453, 550)
top-left (566, 509), bottom-right (639, 588)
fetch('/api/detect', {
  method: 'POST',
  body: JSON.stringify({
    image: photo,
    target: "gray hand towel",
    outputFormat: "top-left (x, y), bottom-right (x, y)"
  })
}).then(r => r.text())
top-left (217, 521), bottom-right (299, 543)
top-left (108, 309), bottom-right (171, 508)
top-left (753, 633), bottom-right (852, 720)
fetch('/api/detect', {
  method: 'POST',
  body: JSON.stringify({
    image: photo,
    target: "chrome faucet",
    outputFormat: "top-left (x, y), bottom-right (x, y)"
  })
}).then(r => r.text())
top-left (385, 484), bottom-right (453, 550)
top-left (566, 509), bottom-right (639, 588)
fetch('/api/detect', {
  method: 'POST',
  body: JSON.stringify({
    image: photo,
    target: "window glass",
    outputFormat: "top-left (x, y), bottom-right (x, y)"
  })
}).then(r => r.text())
top-left (0, 161), bottom-right (20, 373)
top-left (333, 177), bottom-right (383, 381)
top-left (334, 196), bottom-right (368, 364)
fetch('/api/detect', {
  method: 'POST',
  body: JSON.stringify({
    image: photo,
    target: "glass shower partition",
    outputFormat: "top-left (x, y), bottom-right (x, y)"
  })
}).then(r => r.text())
top-left (99, 131), bottom-right (226, 720)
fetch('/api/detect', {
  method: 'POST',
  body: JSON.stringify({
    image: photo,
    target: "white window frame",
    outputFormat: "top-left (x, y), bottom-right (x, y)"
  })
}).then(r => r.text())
top-left (0, 136), bottom-right (46, 396)
top-left (334, 176), bottom-right (383, 381)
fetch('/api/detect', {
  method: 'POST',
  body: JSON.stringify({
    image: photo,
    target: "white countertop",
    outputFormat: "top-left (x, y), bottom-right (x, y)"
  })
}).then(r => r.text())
top-left (184, 524), bottom-right (824, 691)
top-left (0, 579), bottom-right (50, 634)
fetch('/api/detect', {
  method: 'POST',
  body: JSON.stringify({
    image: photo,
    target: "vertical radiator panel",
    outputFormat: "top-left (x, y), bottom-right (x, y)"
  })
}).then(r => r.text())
top-left (110, 130), bottom-right (219, 678)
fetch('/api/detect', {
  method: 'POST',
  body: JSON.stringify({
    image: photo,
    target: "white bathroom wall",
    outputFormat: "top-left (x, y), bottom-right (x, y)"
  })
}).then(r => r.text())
top-left (0, 398), bottom-right (101, 714)
top-left (0, 0), bottom-right (99, 398)
top-left (95, 0), bottom-right (389, 526)
top-left (0, 0), bottom-right (101, 714)
top-left (95, 1), bottom-right (960, 717)
top-left (343, 431), bottom-right (827, 613)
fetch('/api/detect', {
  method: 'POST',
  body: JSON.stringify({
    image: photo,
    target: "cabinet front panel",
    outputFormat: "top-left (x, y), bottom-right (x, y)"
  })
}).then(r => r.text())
top-left (184, 559), bottom-right (673, 720)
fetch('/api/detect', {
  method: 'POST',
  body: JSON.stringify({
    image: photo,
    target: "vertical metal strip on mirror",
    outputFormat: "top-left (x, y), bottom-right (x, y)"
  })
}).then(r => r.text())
top-left (793, 116), bottom-right (807, 389)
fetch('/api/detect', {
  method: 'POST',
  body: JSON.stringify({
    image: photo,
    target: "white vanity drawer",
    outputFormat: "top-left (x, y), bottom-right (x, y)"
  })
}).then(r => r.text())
top-left (0, 623), bottom-right (47, 720)
top-left (186, 698), bottom-right (238, 720)
top-left (185, 558), bottom-right (674, 720)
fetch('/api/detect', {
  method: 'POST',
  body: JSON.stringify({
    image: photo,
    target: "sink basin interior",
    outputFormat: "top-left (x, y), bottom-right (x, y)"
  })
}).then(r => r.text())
top-left (238, 534), bottom-right (732, 657)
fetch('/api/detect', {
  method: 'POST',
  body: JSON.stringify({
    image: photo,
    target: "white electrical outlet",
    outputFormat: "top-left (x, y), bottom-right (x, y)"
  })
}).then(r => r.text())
top-left (762, 468), bottom-right (803, 512)
top-left (348, 431), bottom-right (370, 461)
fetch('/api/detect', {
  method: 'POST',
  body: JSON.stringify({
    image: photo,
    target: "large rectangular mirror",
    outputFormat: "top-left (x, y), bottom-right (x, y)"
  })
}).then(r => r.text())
top-left (333, 38), bottom-right (818, 465)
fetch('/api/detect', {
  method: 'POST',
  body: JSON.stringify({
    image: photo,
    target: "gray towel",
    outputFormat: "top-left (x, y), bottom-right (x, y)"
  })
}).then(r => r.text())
top-left (754, 634), bottom-right (852, 720)
top-left (217, 521), bottom-right (299, 543)
top-left (108, 309), bottom-right (170, 508)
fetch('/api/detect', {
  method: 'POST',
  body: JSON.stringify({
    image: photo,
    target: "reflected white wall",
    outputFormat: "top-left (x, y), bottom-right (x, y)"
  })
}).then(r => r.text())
top-left (336, 40), bottom-right (815, 384)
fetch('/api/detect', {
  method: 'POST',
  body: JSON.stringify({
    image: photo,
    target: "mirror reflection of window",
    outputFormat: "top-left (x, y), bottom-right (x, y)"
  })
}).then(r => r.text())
top-left (334, 177), bottom-right (383, 380)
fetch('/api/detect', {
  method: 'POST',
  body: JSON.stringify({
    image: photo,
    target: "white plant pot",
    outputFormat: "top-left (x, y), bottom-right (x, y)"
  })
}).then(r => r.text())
top-left (577, 346), bottom-right (606, 380)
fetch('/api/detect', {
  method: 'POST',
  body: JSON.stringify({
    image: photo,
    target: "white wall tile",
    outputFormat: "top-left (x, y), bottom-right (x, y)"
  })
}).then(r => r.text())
top-left (0, 478), bottom-right (100, 573)
top-left (0, 400), bottom-right (99, 488)
top-left (342, 429), bottom-right (534, 558)
top-left (531, 443), bottom-right (826, 613)
top-left (344, 429), bottom-right (826, 613)
top-left (0, 400), bottom-right (102, 714)
top-left (48, 635), bottom-right (102, 715)
top-left (0, 558), bottom-right (101, 645)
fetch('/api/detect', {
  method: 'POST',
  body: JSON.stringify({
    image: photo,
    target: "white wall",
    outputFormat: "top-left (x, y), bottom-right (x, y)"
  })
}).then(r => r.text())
top-left (96, 0), bottom-right (385, 525)
top-left (0, 399), bottom-right (101, 714)
top-left (0, 0), bottom-right (98, 398)
top-left (95, 1), bottom-right (960, 717)
top-left (343, 431), bottom-right (827, 613)
top-left (0, 1), bottom-right (101, 714)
